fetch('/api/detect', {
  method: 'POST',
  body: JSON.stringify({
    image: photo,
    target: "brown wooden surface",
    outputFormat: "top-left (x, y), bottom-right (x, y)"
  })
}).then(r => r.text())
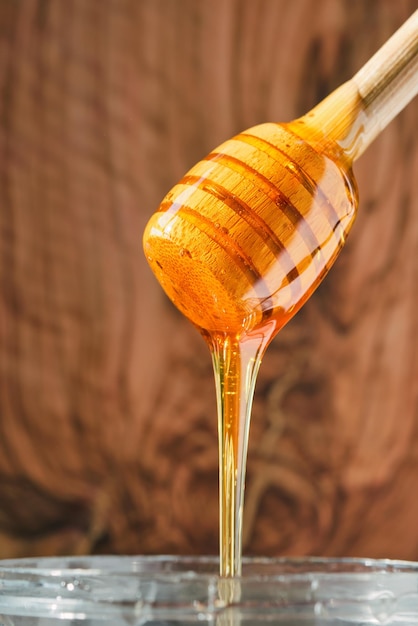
top-left (0, 0), bottom-right (417, 560)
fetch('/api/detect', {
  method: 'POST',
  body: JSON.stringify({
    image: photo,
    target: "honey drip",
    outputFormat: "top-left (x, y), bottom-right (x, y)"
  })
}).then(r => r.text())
top-left (143, 11), bottom-right (417, 578)
top-left (208, 329), bottom-right (274, 576)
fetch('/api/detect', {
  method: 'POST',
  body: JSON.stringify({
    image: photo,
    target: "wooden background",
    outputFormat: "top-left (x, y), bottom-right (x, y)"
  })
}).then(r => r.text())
top-left (0, 0), bottom-right (417, 560)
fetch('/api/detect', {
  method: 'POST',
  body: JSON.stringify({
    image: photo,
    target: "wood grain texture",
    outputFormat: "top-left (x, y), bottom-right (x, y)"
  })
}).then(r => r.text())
top-left (0, 0), bottom-right (417, 559)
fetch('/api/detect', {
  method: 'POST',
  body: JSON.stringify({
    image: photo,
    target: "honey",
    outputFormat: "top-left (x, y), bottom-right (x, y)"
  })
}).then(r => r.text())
top-left (143, 121), bottom-right (358, 576)
top-left (144, 122), bottom-right (357, 337)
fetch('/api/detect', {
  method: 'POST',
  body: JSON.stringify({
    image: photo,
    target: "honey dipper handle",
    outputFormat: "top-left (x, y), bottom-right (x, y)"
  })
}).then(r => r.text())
top-left (352, 9), bottom-right (418, 159)
top-left (302, 10), bottom-right (418, 162)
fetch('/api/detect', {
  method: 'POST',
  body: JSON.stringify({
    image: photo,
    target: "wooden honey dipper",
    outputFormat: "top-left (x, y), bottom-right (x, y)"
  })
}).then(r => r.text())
top-left (144, 11), bottom-right (417, 578)
top-left (144, 11), bottom-right (417, 339)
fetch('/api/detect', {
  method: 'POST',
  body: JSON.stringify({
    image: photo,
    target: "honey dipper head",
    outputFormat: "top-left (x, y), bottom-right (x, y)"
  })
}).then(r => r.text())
top-left (143, 121), bottom-right (358, 335)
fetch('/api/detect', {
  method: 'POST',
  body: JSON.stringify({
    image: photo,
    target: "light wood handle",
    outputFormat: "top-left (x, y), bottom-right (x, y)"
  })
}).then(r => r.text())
top-left (301, 10), bottom-right (418, 162)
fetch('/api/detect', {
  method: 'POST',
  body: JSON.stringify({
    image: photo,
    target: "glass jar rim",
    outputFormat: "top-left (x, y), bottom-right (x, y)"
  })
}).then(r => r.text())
top-left (1, 555), bottom-right (418, 623)
top-left (1, 554), bottom-right (418, 577)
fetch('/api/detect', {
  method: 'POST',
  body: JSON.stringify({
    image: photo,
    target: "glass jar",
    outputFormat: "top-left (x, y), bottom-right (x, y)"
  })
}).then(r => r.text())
top-left (0, 555), bottom-right (418, 624)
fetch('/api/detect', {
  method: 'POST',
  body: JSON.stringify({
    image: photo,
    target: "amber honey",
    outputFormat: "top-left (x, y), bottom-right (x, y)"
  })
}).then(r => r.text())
top-left (144, 120), bottom-right (358, 576)
top-left (144, 122), bottom-right (358, 337)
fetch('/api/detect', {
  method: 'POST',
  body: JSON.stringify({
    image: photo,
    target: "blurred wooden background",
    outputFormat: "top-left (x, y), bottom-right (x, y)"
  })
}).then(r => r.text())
top-left (0, 0), bottom-right (417, 560)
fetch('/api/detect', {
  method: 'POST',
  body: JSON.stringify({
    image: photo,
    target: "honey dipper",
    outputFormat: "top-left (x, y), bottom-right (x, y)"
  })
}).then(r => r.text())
top-left (143, 12), bottom-right (418, 579)
top-left (143, 11), bottom-right (417, 339)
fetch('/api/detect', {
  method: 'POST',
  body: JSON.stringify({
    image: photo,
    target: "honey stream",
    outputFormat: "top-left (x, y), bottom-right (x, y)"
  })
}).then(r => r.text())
top-left (207, 330), bottom-right (273, 577)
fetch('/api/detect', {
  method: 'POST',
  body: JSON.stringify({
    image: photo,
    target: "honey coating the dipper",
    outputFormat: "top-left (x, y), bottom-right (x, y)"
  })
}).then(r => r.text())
top-left (143, 121), bottom-right (358, 338)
